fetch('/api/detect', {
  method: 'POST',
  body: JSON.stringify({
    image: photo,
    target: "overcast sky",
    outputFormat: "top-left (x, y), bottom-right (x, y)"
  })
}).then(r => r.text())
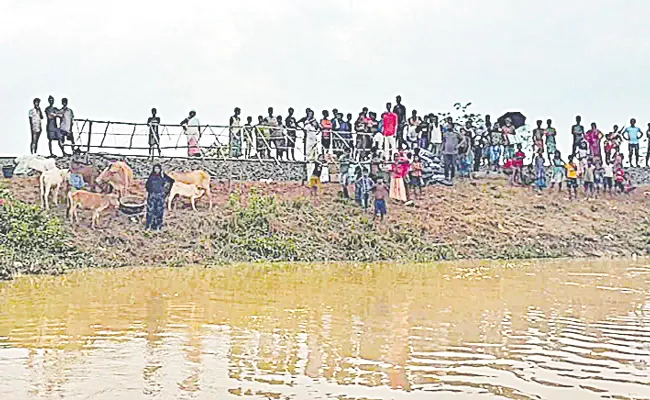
top-left (2, 0), bottom-right (649, 156)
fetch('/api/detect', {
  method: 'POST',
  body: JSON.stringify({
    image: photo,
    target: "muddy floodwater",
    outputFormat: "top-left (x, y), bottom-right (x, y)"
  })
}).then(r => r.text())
top-left (1, 261), bottom-right (649, 399)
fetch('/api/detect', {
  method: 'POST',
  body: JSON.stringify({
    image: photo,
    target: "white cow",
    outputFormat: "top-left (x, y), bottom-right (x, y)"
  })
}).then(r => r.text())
top-left (14, 155), bottom-right (56, 175)
top-left (168, 182), bottom-right (206, 211)
top-left (39, 167), bottom-right (70, 210)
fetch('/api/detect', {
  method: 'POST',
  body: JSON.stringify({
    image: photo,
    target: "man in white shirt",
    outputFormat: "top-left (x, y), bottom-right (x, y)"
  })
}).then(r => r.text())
top-left (28, 98), bottom-right (43, 154)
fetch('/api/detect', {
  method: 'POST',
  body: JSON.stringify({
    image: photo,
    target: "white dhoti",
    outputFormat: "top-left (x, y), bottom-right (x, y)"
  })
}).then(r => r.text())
top-left (383, 135), bottom-right (397, 161)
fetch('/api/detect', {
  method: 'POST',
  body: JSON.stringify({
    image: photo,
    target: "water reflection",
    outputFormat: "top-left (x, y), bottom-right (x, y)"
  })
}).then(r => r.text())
top-left (0, 260), bottom-right (649, 399)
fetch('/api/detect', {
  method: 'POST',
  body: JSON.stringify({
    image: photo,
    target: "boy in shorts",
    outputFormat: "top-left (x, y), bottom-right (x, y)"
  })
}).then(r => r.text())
top-left (565, 155), bottom-right (578, 199)
top-left (373, 178), bottom-right (388, 222)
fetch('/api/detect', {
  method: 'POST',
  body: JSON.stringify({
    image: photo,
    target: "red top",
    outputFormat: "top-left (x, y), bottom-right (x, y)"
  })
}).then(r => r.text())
top-left (615, 168), bottom-right (625, 182)
top-left (392, 158), bottom-right (410, 178)
top-left (320, 119), bottom-right (332, 138)
top-left (513, 151), bottom-right (525, 168)
top-left (382, 112), bottom-right (398, 136)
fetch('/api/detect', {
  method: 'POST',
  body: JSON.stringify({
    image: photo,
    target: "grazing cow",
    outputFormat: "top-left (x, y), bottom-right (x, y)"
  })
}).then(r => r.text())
top-left (168, 182), bottom-right (206, 211)
top-left (96, 161), bottom-right (134, 198)
top-left (40, 167), bottom-right (70, 210)
top-left (69, 161), bottom-right (102, 192)
top-left (67, 190), bottom-right (120, 229)
top-left (167, 170), bottom-right (212, 209)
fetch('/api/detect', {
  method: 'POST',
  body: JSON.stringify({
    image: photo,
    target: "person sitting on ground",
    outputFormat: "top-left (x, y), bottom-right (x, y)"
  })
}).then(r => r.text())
top-left (145, 164), bottom-right (174, 231)
top-left (356, 168), bottom-right (375, 213)
top-left (373, 178), bottom-right (388, 222)
top-left (565, 155), bottom-right (579, 199)
top-left (550, 150), bottom-right (565, 192)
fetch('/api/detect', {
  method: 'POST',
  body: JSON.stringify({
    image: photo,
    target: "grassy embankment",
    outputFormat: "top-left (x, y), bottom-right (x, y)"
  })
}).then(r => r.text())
top-left (1, 176), bottom-right (649, 279)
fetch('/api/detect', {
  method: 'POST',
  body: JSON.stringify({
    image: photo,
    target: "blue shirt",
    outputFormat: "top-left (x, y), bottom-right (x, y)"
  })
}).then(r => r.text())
top-left (625, 127), bottom-right (642, 144)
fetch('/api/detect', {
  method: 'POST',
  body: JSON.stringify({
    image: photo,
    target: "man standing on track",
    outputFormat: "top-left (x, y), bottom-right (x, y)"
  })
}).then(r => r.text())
top-left (28, 98), bottom-right (43, 154)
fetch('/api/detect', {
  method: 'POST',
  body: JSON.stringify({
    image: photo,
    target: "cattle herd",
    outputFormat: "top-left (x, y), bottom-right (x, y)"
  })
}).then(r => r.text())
top-left (32, 159), bottom-right (212, 229)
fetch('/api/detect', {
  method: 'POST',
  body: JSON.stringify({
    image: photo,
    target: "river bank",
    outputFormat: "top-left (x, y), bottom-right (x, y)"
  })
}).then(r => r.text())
top-left (1, 176), bottom-right (649, 279)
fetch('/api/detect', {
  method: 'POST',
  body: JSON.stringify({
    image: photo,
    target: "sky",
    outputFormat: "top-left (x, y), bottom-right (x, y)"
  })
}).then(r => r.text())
top-left (2, 0), bottom-right (650, 157)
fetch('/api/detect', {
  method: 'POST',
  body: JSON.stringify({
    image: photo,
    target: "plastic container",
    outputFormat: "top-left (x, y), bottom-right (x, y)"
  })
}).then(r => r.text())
top-left (2, 165), bottom-right (14, 179)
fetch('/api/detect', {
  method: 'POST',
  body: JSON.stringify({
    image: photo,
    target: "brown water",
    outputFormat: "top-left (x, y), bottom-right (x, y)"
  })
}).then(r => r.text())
top-left (0, 261), bottom-right (649, 400)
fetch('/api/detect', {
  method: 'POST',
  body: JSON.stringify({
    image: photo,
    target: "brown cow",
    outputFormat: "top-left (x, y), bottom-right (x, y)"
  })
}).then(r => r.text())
top-left (96, 161), bottom-right (134, 198)
top-left (167, 170), bottom-right (212, 209)
top-left (70, 160), bottom-right (102, 192)
top-left (68, 190), bottom-right (120, 229)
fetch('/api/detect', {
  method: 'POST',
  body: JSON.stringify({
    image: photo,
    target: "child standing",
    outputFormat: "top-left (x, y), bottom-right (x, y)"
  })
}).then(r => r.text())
top-left (603, 161), bottom-right (614, 195)
top-left (356, 169), bottom-right (375, 212)
top-left (534, 150), bottom-right (546, 192)
top-left (373, 178), bottom-right (389, 222)
top-left (309, 157), bottom-right (323, 206)
top-left (339, 150), bottom-right (351, 199)
top-left (583, 158), bottom-right (596, 199)
top-left (615, 166), bottom-right (626, 194)
top-left (410, 155), bottom-right (424, 197)
top-left (550, 150), bottom-right (565, 192)
top-left (565, 155), bottom-right (579, 199)
top-left (511, 144), bottom-right (525, 186)
top-left (594, 158), bottom-right (605, 196)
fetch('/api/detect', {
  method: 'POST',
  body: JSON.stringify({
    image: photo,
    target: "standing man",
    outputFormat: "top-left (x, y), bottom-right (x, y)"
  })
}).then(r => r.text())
top-left (229, 107), bottom-right (242, 158)
top-left (394, 95), bottom-right (407, 143)
top-left (147, 108), bottom-right (161, 159)
top-left (442, 123), bottom-right (465, 184)
top-left (59, 98), bottom-right (75, 154)
top-left (571, 115), bottom-right (585, 157)
top-left (44, 95), bottom-right (65, 158)
top-left (623, 118), bottom-right (642, 167)
top-left (28, 98), bottom-right (43, 154)
top-left (646, 123), bottom-right (650, 167)
top-left (381, 102), bottom-right (398, 161)
top-left (532, 120), bottom-right (545, 161)
top-left (285, 107), bottom-right (298, 161)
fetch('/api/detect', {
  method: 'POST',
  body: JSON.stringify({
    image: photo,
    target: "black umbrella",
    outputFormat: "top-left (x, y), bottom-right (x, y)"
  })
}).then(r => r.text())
top-left (497, 112), bottom-right (526, 129)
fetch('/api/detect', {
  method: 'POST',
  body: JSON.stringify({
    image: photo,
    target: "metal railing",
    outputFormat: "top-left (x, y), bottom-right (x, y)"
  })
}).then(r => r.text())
top-left (66, 119), bottom-right (376, 163)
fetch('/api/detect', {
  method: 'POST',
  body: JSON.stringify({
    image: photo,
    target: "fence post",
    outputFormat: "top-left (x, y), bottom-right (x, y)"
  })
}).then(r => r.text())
top-left (86, 121), bottom-right (93, 154)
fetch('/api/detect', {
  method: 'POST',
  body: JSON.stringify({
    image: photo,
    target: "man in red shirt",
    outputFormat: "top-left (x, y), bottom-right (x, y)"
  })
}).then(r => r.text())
top-left (382, 102), bottom-right (398, 161)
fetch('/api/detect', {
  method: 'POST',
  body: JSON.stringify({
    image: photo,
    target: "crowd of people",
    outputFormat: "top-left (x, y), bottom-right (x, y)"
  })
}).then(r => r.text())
top-left (28, 95), bottom-right (649, 221)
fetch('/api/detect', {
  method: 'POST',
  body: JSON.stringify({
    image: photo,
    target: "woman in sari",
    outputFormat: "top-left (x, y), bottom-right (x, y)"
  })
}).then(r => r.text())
top-left (145, 164), bottom-right (174, 231)
top-left (389, 153), bottom-right (409, 202)
top-left (584, 122), bottom-right (603, 159)
top-left (181, 110), bottom-right (201, 157)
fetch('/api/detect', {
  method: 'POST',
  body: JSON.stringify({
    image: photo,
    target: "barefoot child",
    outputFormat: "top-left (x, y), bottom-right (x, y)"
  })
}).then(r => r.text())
top-left (603, 161), bottom-right (614, 195)
top-left (511, 144), bottom-right (525, 186)
top-left (583, 158), bottom-right (596, 198)
top-left (534, 149), bottom-right (546, 192)
top-left (309, 158), bottom-right (323, 206)
top-left (550, 150), bottom-right (565, 192)
top-left (565, 155), bottom-right (578, 199)
top-left (410, 155), bottom-right (424, 197)
top-left (615, 166), bottom-right (626, 194)
top-left (356, 168), bottom-right (375, 212)
top-left (373, 178), bottom-right (389, 222)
